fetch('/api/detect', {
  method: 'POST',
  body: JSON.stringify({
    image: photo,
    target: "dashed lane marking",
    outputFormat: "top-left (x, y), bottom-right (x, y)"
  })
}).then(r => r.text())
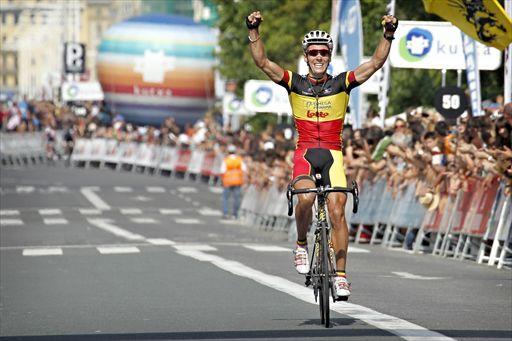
top-left (79, 208), bottom-right (103, 215)
top-left (391, 272), bottom-right (446, 280)
top-left (177, 187), bottom-right (198, 194)
top-left (114, 186), bottom-right (133, 193)
top-left (47, 186), bottom-right (69, 193)
top-left (198, 207), bottom-right (222, 216)
top-left (173, 244), bottom-right (217, 252)
top-left (97, 246), bottom-right (140, 254)
top-left (120, 208), bottom-right (143, 215)
top-left (43, 218), bottom-right (68, 225)
top-left (243, 245), bottom-right (290, 252)
top-left (81, 187), bottom-right (111, 210)
top-left (159, 208), bottom-right (182, 215)
top-left (0, 219), bottom-right (24, 226)
top-left (348, 246), bottom-right (371, 253)
top-left (175, 218), bottom-right (201, 224)
top-left (16, 186), bottom-right (35, 193)
top-left (209, 187), bottom-right (223, 194)
top-left (146, 238), bottom-right (176, 245)
top-left (23, 248), bottom-right (63, 256)
top-left (146, 186), bottom-right (166, 193)
top-left (130, 217), bottom-right (158, 224)
top-left (0, 210), bottom-right (20, 216)
top-left (39, 209), bottom-right (63, 216)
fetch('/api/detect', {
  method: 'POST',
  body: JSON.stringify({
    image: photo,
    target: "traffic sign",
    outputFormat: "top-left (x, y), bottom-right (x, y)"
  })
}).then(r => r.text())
top-left (434, 86), bottom-right (468, 120)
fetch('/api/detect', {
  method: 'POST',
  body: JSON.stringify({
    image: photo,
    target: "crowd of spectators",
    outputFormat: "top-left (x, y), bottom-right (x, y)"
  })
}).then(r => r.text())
top-left (2, 96), bottom-right (511, 211)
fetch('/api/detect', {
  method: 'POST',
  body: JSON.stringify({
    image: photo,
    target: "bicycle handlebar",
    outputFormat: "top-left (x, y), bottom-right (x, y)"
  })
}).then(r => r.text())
top-left (286, 180), bottom-right (359, 217)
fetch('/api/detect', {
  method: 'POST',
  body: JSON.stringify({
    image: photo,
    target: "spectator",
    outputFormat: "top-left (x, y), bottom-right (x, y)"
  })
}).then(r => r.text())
top-left (220, 144), bottom-right (246, 220)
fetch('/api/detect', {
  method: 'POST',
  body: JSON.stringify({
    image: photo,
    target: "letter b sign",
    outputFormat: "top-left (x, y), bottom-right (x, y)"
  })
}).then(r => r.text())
top-left (64, 43), bottom-right (86, 74)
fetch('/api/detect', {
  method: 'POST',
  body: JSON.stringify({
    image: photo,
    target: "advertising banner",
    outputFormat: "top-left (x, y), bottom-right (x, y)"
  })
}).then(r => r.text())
top-left (337, 0), bottom-right (363, 128)
top-left (222, 92), bottom-right (251, 116)
top-left (390, 21), bottom-right (501, 70)
top-left (461, 32), bottom-right (483, 116)
top-left (243, 80), bottom-right (292, 115)
top-left (61, 82), bottom-right (104, 102)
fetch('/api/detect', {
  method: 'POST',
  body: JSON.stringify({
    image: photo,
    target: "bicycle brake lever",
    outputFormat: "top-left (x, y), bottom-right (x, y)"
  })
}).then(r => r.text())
top-left (287, 187), bottom-right (294, 217)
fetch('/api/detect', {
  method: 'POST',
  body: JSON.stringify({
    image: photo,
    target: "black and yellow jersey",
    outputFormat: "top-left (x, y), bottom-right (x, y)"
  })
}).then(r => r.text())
top-left (276, 70), bottom-right (360, 150)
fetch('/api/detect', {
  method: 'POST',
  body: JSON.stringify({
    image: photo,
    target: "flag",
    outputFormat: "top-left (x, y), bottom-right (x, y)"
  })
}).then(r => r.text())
top-left (423, 0), bottom-right (512, 51)
top-left (461, 32), bottom-right (483, 116)
top-left (338, 0), bottom-right (363, 128)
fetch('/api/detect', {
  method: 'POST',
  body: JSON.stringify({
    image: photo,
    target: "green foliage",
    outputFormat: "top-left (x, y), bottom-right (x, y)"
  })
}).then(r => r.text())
top-left (215, 0), bottom-right (504, 119)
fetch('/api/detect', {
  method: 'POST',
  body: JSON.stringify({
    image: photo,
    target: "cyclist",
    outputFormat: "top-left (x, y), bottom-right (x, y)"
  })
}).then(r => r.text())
top-left (246, 10), bottom-right (397, 300)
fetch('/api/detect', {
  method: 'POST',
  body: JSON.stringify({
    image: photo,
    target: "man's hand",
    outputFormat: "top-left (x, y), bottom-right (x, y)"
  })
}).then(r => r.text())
top-left (246, 11), bottom-right (263, 30)
top-left (381, 15), bottom-right (398, 33)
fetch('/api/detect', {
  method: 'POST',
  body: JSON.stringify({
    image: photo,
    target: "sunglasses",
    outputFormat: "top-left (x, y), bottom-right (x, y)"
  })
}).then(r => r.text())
top-left (307, 49), bottom-right (330, 57)
top-left (395, 124), bottom-right (405, 128)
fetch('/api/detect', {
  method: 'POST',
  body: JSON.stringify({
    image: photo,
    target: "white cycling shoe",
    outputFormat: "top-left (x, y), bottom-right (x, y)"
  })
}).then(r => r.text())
top-left (293, 246), bottom-right (310, 274)
top-left (334, 276), bottom-right (351, 299)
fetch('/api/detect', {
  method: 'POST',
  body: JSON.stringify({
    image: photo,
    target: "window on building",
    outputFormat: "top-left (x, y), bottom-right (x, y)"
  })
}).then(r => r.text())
top-left (30, 13), bottom-right (35, 24)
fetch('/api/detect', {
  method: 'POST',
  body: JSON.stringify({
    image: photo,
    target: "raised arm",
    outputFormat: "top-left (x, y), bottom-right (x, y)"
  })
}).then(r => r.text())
top-left (353, 15), bottom-right (398, 84)
top-left (246, 11), bottom-right (284, 83)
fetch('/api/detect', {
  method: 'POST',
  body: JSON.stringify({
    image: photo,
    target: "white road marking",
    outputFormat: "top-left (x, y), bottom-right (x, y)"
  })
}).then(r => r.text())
top-left (39, 209), bottom-right (62, 215)
top-left (348, 246), bottom-right (371, 253)
top-left (23, 248), bottom-right (63, 256)
top-left (47, 186), bottom-right (68, 193)
top-left (146, 238), bottom-right (176, 245)
top-left (114, 186), bottom-right (133, 193)
top-left (146, 186), bottom-right (166, 193)
top-left (120, 208), bottom-right (143, 215)
top-left (0, 210), bottom-right (20, 216)
top-left (132, 195), bottom-right (152, 202)
top-left (0, 219), bottom-right (24, 226)
top-left (43, 218), bottom-right (68, 225)
top-left (175, 248), bottom-right (455, 341)
top-left (173, 244), bottom-right (217, 252)
top-left (243, 245), bottom-right (290, 252)
top-left (391, 272), bottom-right (446, 281)
top-left (159, 208), bottom-right (182, 215)
top-left (131, 217), bottom-right (158, 224)
top-left (178, 186), bottom-right (198, 193)
top-left (97, 246), bottom-right (140, 254)
top-left (209, 187), bottom-right (223, 194)
top-left (87, 218), bottom-right (145, 241)
top-left (220, 219), bottom-right (240, 225)
top-left (198, 207), bottom-right (222, 216)
top-left (79, 208), bottom-right (102, 215)
top-left (175, 218), bottom-right (201, 224)
top-left (81, 187), bottom-right (111, 210)
top-left (16, 186), bottom-right (35, 193)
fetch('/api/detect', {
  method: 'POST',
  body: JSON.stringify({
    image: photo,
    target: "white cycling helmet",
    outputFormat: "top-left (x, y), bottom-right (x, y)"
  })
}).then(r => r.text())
top-left (302, 30), bottom-right (333, 52)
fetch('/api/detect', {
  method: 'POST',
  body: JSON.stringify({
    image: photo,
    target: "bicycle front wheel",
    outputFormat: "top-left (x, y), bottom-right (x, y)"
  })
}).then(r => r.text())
top-left (321, 225), bottom-right (330, 328)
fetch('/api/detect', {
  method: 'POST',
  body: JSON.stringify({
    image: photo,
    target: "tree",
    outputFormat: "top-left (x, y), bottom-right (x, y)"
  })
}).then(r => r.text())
top-left (214, 0), bottom-right (504, 120)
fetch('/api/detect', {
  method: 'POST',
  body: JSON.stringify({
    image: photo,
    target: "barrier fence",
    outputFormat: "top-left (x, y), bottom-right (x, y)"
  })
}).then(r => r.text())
top-left (2, 135), bottom-right (511, 269)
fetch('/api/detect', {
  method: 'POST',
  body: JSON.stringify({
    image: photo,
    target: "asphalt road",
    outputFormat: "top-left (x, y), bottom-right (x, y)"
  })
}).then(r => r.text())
top-left (0, 163), bottom-right (511, 341)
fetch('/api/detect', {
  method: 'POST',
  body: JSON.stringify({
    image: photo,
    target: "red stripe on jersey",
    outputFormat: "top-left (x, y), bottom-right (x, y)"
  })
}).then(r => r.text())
top-left (281, 71), bottom-right (290, 84)
top-left (348, 71), bottom-right (357, 84)
top-left (294, 118), bottom-right (343, 150)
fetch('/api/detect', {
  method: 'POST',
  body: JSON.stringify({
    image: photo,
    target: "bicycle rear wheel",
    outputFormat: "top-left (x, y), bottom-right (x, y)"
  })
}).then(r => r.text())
top-left (320, 225), bottom-right (330, 328)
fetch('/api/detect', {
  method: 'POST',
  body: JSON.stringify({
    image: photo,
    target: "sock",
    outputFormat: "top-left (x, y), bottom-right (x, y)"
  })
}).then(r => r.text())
top-left (296, 239), bottom-right (307, 247)
top-left (336, 270), bottom-right (346, 277)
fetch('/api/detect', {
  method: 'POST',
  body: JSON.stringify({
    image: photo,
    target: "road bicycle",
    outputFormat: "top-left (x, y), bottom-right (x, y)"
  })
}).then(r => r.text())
top-left (287, 174), bottom-right (359, 328)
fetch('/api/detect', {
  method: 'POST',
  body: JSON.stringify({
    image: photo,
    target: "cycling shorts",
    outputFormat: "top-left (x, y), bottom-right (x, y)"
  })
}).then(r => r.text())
top-left (292, 148), bottom-right (347, 187)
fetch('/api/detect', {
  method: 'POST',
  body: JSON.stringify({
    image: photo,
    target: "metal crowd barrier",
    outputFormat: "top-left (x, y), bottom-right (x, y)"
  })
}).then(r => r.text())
top-left (70, 138), bottom-right (224, 185)
top-left (0, 132), bottom-right (47, 165)
top-left (348, 176), bottom-right (511, 269)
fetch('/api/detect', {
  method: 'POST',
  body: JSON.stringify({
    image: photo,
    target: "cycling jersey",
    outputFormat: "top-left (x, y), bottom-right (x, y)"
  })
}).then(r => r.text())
top-left (277, 70), bottom-right (360, 151)
top-left (276, 70), bottom-right (359, 187)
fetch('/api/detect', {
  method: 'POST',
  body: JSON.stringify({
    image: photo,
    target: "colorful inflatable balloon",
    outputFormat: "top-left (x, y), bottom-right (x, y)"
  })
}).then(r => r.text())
top-left (97, 14), bottom-right (216, 126)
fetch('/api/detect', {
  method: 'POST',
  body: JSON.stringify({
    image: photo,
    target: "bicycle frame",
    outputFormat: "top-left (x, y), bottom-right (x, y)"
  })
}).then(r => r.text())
top-left (287, 178), bottom-right (359, 327)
